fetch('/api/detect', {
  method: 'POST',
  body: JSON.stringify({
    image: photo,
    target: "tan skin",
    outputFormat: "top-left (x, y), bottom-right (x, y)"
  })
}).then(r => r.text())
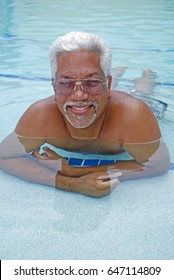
top-left (0, 50), bottom-right (170, 198)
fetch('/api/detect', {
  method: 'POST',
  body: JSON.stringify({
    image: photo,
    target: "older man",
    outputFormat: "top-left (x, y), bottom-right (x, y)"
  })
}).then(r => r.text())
top-left (0, 32), bottom-right (170, 197)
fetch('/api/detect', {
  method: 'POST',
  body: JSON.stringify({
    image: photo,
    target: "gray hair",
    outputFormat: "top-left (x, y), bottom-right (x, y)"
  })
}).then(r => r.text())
top-left (50, 31), bottom-right (112, 80)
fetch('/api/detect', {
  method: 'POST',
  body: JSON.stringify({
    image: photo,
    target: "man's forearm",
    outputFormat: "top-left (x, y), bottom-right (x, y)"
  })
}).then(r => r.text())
top-left (61, 159), bottom-right (169, 181)
top-left (0, 156), bottom-right (57, 187)
top-left (0, 156), bottom-right (88, 195)
top-left (55, 173), bottom-right (78, 193)
top-left (61, 160), bottom-right (142, 178)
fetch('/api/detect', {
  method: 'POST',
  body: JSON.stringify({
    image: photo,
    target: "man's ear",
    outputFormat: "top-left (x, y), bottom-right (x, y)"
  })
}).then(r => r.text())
top-left (52, 79), bottom-right (57, 101)
top-left (52, 78), bottom-right (55, 88)
top-left (108, 75), bottom-right (112, 90)
top-left (52, 78), bottom-right (56, 93)
top-left (107, 75), bottom-right (112, 98)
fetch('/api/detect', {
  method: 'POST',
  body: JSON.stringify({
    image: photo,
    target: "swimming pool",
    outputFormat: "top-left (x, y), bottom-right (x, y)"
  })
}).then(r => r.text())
top-left (0, 0), bottom-right (174, 260)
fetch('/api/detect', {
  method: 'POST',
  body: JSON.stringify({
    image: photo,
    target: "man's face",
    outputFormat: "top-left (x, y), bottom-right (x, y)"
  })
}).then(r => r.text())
top-left (54, 50), bottom-right (111, 129)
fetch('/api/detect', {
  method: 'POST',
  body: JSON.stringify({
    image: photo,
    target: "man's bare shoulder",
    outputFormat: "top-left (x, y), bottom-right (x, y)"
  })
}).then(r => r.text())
top-left (109, 90), bottom-right (147, 119)
top-left (109, 90), bottom-right (161, 143)
top-left (110, 90), bottom-right (141, 106)
top-left (28, 95), bottom-right (57, 110)
top-left (110, 90), bottom-right (155, 114)
top-left (15, 96), bottom-right (65, 137)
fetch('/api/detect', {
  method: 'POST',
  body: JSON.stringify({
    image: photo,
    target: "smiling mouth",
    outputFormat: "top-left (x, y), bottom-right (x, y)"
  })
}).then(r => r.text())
top-left (63, 101), bottom-right (98, 115)
top-left (67, 105), bottom-right (94, 114)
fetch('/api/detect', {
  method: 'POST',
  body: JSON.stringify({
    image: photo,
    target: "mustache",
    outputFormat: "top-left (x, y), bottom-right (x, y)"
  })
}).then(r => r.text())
top-left (63, 101), bottom-right (98, 113)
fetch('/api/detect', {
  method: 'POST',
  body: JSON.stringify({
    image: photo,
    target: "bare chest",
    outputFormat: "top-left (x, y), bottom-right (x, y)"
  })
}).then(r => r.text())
top-left (47, 136), bottom-right (123, 154)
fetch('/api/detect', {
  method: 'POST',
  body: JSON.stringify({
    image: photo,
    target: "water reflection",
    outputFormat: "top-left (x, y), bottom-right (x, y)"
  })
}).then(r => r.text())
top-left (52, 192), bottom-right (112, 234)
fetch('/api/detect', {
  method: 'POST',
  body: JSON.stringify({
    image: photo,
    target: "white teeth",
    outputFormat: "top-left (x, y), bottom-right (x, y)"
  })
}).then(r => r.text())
top-left (72, 107), bottom-right (89, 111)
top-left (63, 101), bottom-right (98, 115)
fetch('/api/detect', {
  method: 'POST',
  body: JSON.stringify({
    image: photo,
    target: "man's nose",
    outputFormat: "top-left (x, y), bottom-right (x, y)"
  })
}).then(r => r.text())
top-left (71, 86), bottom-right (89, 100)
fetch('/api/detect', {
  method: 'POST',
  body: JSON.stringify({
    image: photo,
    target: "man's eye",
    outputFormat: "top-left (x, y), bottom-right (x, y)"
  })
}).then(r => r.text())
top-left (59, 80), bottom-right (73, 87)
top-left (85, 80), bottom-right (101, 87)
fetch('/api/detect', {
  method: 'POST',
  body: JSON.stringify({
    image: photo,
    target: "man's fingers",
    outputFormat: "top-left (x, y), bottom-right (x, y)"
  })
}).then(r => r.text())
top-left (109, 178), bottom-right (121, 189)
top-left (32, 151), bottom-right (45, 159)
top-left (100, 177), bottom-right (120, 193)
top-left (97, 172), bottom-right (121, 193)
top-left (98, 171), bottom-right (122, 180)
top-left (43, 147), bottom-right (61, 159)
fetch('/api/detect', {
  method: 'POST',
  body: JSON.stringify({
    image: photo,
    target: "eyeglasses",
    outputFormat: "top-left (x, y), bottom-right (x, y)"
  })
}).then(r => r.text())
top-left (54, 78), bottom-right (107, 96)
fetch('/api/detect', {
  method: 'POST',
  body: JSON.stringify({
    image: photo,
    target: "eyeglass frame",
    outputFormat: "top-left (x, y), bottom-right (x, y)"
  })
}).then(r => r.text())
top-left (53, 76), bottom-right (110, 96)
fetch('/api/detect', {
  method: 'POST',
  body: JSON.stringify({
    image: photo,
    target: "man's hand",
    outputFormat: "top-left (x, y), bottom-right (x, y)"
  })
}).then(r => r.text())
top-left (32, 146), bottom-right (64, 160)
top-left (32, 146), bottom-right (70, 174)
top-left (72, 171), bottom-right (122, 198)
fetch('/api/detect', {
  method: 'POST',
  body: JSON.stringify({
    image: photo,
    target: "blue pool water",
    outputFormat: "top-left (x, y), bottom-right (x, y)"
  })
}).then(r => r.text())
top-left (0, 0), bottom-right (174, 260)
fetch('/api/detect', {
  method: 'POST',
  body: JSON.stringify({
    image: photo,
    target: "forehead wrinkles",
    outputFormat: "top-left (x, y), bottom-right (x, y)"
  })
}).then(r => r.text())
top-left (58, 69), bottom-right (100, 79)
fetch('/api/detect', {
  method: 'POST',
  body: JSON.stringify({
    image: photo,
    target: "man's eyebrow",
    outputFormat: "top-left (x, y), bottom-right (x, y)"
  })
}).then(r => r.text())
top-left (59, 72), bottom-right (100, 79)
top-left (60, 75), bottom-right (71, 79)
top-left (87, 72), bottom-right (100, 78)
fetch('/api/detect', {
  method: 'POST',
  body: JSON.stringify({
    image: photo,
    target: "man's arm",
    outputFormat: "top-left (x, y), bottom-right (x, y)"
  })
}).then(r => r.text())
top-left (33, 136), bottom-right (170, 187)
top-left (0, 133), bottom-right (120, 197)
top-left (29, 136), bottom-right (170, 197)
top-left (0, 132), bottom-right (61, 186)
top-left (53, 138), bottom-right (170, 180)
